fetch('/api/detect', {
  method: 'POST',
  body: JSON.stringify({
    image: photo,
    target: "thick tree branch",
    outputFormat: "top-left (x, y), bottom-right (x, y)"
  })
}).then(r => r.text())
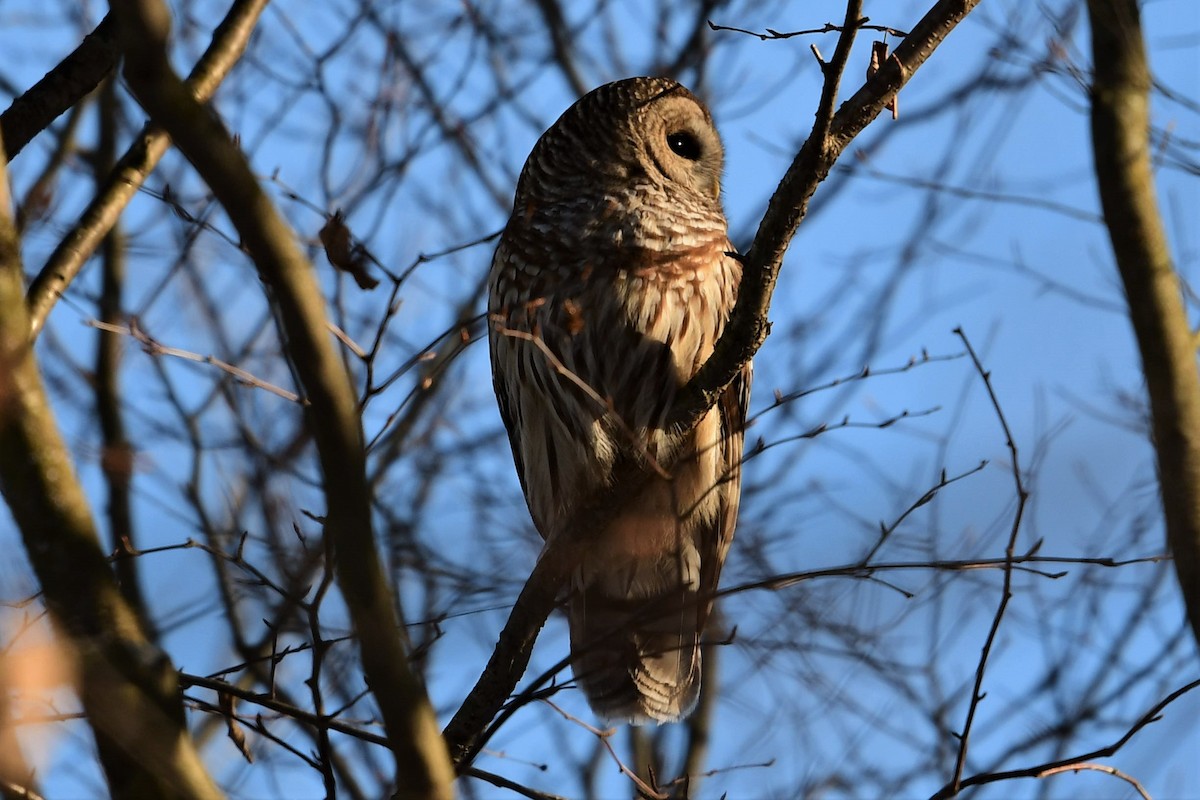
top-left (1087, 0), bottom-right (1200, 645)
top-left (0, 14), bottom-right (119, 161)
top-left (108, 2), bottom-right (456, 797)
top-left (443, 0), bottom-right (983, 769)
top-left (25, 0), bottom-right (268, 340)
top-left (0, 135), bottom-right (220, 798)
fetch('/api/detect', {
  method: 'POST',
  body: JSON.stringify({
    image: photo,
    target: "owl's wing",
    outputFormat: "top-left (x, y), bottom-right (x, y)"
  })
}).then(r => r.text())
top-left (491, 349), bottom-right (528, 500)
top-left (488, 234), bottom-right (605, 541)
top-left (699, 356), bottom-right (752, 628)
top-left (488, 239), bottom-right (532, 509)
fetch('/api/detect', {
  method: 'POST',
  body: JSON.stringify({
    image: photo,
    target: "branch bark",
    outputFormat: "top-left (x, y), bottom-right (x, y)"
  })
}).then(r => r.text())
top-left (675, 0), bottom-right (981, 425)
top-left (0, 137), bottom-right (220, 798)
top-left (443, 0), bottom-right (983, 769)
top-left (1086, 0), bottom-right (1200, 645)
top-left (0, 14), bottom-right (119, 161)
top-left (93, 76), bottom-right (154, 635)
top-left (108, 2), bottom-right (456, 797)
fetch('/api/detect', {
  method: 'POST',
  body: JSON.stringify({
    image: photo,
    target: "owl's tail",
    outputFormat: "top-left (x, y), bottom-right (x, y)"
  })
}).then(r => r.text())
top-left (567, 585), bottom-right (701, 724)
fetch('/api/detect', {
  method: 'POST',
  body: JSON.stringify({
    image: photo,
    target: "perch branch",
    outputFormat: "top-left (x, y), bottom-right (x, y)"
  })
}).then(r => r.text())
top-left (443, 0), bottom-right (984, 770)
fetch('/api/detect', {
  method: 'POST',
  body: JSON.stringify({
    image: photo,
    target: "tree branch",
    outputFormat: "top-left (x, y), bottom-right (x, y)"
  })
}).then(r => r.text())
top-left (25, 0), bottom-right (268, 340)
top-left (673, 0), bottom-right (981, 428)
top-left (1086, 0), bottom-right (1200, 646)
top-left (0, 135), bottom-right (220, 798)
top-left (929, 678), bottom-right (1200, 798)
top-left (108, 2), bottom-right (455, 797)
top-left (443, 0), bottom-right (984, 770)
top-left (0, 14), bottom-right (119, 161)
top-left (947, 328), bottom-right (1029, 794)
top-left (92, 76), bottom-right (154, 638)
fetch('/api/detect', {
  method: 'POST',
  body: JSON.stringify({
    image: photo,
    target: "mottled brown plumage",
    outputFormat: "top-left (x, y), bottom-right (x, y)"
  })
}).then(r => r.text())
top-left (488, 77), bottom-right (750, 723)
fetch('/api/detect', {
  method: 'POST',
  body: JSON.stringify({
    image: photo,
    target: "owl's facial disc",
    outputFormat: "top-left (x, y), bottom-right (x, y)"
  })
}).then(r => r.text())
top-left (641, 95), bottom-right (724, 201)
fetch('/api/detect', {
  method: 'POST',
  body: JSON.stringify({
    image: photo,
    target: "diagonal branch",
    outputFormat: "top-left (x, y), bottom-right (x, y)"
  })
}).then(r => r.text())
top-left (25, 0), bottom-right (268, 340)
top-left (1086, 0), bottom-right (1200, 646)
top-left (108, 1), bottom-right (455, 798)
top-left (0, 135), bottom-right (220, 799)
top-left (928, 677), bottom-right (1200, 798)
top-left (674, 0), bottom-right (982, 427)
top-left (443, 0), bottom-right (984, 770)
top-left (0, 14), bottom-right (119, 161)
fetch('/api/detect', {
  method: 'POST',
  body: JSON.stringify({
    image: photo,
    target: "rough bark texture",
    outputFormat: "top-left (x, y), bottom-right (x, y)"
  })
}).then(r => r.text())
top-left (1087, 0), bottom-right (1200, 645)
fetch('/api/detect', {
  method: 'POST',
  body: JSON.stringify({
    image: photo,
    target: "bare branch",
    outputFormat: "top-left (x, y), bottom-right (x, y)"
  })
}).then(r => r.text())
top-left (0, 14), bottom-right (119, 160)
top-left (930, 678), bottom-right (1200, 798)
top-left (708, 18), bottom-right (910, 41)
top-left (25, 0), bottom-right (269, 340)
top-left (443, 0), bottom-right (985, 768)
top-left (0, 127), bottom-right (221, 799)
top-left (86, 318), bottom-right (306, 405)
top-left (947, 328), bottom-right (1029, 794)
top-left (1036, 763), bottom-right (1151, 800)
top-left (108, 2), bottom-right (455, 796)
top-left (1086, 0), bottom-right (1200, 645)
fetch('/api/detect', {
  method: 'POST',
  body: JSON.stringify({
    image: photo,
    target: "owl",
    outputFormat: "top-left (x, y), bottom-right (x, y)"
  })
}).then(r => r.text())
top-left (488, 77), bottom-right (750, 724)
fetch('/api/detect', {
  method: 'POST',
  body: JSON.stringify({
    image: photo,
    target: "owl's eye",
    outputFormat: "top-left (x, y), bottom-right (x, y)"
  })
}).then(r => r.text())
top-left (666, 131), bottom-right (702, 160)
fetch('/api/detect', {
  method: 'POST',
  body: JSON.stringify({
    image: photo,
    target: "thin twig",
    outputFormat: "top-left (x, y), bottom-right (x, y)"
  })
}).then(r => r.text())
top-left (462, 767), bottom-right (570, 800)
top-left (85, 318), bottom-right (305, 404)
top-left (1036, 762), bottom-right (1151, 800)
top-left (863, 461), bottom-right (989, 563)
top-left (748, 348), bottom-right (964, 426)
top-left (708, 19), bottom-right (909, 41)
top-left (947, 326), bottom-right (1028, 795)
top-left (929, 678), bottom-right (1200, 798)
top-left (717, 552), bottom-right (1167, 599)
top-left (541, 699), bottom-right (668, 800)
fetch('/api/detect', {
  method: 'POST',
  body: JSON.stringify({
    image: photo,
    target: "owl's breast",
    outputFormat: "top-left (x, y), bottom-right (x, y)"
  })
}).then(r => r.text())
top-left (611, 236), bottom-right (739, 370)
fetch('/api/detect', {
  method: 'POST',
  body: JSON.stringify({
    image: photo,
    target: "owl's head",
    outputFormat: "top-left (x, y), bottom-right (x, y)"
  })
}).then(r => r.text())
top-left (515, 77), bottom-right (725, 207)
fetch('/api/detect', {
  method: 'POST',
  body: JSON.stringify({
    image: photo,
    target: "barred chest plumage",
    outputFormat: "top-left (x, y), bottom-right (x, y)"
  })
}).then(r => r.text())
top-left (489, 200), bottom-right (738, 570)
top-left (490, 185), bottom-right (737, 463)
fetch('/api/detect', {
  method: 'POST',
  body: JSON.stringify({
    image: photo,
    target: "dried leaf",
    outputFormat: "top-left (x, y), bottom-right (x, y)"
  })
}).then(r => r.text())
top-left (219, 690), bottom-right (254, 763)
top-left (319, 210), bottom-right (379, 290)
top-left (867, 40), bottom-right (899, 120)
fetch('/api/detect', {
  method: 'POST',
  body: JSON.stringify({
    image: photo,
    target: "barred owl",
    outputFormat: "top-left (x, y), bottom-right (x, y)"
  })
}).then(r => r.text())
top-left (488, 77), bottom-right (750, 724)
